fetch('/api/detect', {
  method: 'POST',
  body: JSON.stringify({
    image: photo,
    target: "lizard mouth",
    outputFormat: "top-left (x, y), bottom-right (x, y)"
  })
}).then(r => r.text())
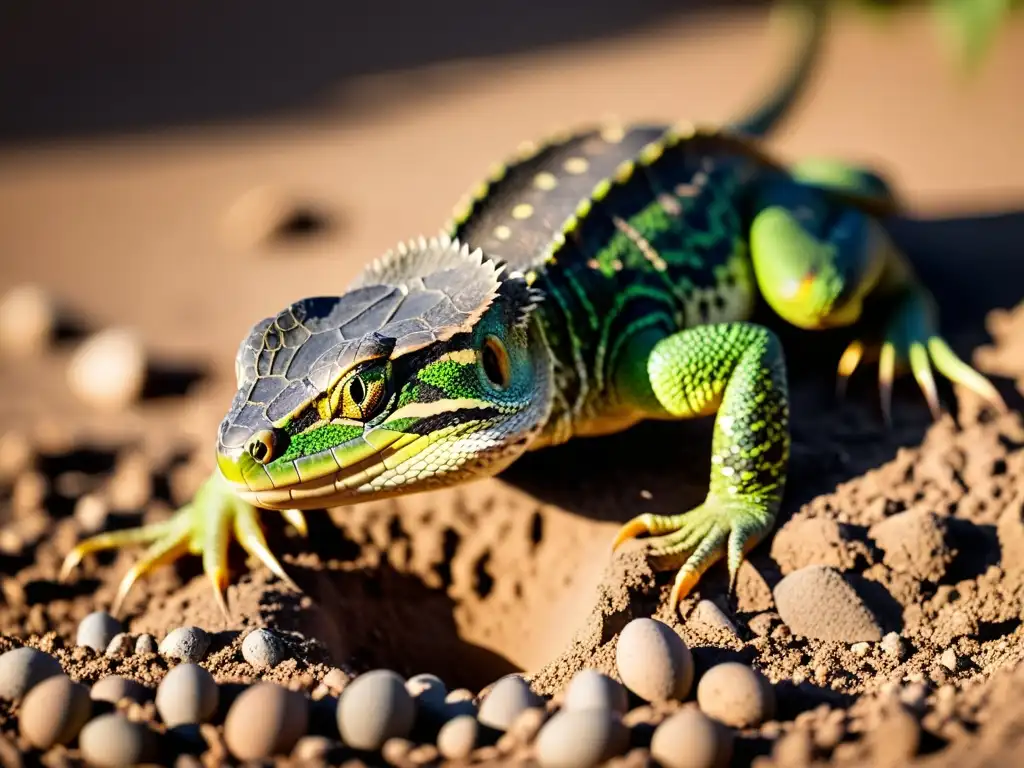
top-left (217, 427), bottom-right (433, 510)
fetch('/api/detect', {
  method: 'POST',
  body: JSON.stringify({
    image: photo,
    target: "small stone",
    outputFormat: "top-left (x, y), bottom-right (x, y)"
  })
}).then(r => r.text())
top-left (223, 682), bottom-right (309, 760)
top-left (408, 743), bottom-right (440, 764)
top-left (616, 618), bottom-right (694, 702)
top-left (406, 672), bottom-right (447, 721)
top-left (563, 669), bottom-right (629, 714)
top-left (444, 688), bottom-right (477, 718)
top-left (881, 632), bottom-right (907, 660)
top-left (773, 565), bottom-right (883, 643)
top-left (747, 613), bottom-right (777, 638)
top-left (851, 642), bottom-right (871, 657)
top-left (437, 715), bottom-right (478, 760)
top-left (509, 707), bottom-right (548, 744)
top-left (76, 611), bottom-right (122, 652)
top-left (868, 704), bottom-right (920, 764)
top-left (241, 628), bottom-right (287, 669)
top-left (650, 707), bottom-right (733, 768)
top-left (78, 714), bottom-right (158, 767)
top-left (0, 647), bottom-right (63, 699)
top-left (91, 676), bottom-right (152, 705)
top-left (772, 728), bottom-right (814, 765)
top-left (105, 633), bottom-right (135, 658)
top-left (67, 328), bottom-right (147, 411)
top-left (477, 674), bottom-right (544, 731)
top-left (291, 735), bottom-right (336, 762)
top-left (73, 494), bottom-right (109, 534)
top-left (689, 600), bottom-right (739, 638)
top-left (159, 626), bottom-right (211, 663)
top-left (156, 663), bottom-right (218, 727)
top-left (535, 708), bottom-right (630, 768)
top-left (939, 648), bottom-right (959, 672)
top-left (0, 284), bottom-right (56, 357)
top-left (18, 675), bottom-right (92, 749)
top-left (382, 736), bottom-right (414, 764)
top-left (696, 662), bottom-right (775, 729)
top-left (135, 634), bottom-right (158, 655)
top-left (337, 669), bottom-right (416, 751)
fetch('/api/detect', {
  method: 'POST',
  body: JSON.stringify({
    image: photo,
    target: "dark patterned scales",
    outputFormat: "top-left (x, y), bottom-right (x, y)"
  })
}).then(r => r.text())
top-left (220, 239), bottom-right (506, 452)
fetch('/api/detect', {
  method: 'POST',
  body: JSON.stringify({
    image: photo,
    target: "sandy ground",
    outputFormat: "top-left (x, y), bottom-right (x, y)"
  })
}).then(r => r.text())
top-left (1, 5), bottom-right (1024, 766)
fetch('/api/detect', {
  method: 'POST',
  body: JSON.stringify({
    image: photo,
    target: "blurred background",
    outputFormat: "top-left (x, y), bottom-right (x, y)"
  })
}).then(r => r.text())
top-left (0, 0), bottom-right (1021, 430)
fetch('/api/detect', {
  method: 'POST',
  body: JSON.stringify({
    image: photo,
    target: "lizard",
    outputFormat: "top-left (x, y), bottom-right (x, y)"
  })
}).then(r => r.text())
top-left (60, 0), bottom-right (1006, 617)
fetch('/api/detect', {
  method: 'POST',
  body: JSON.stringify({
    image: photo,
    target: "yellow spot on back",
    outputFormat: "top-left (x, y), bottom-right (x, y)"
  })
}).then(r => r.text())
top-left (494, 225), bottom-right (512, 240)
top-left (436, 348), bottom-right (478, 365)
top-left (564, 157), bottom-right (589, 174)
top-left (534, 172), bottom-right (558, 190)
top-left (512, 203), bottom-right (534, 220)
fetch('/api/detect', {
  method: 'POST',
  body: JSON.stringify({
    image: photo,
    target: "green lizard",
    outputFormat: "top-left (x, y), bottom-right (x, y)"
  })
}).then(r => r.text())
top-left (61, 0), bottom-right (1006, 617)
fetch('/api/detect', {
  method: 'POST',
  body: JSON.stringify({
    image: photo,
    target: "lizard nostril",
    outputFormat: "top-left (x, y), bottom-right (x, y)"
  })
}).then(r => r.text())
top-left (245, 430), bottom-right (279, 465)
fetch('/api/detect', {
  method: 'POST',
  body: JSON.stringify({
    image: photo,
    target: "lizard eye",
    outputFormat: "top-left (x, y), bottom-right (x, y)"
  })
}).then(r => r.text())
top-left (480, 335), bottom-right (511, 390)
top-left (332, 368), bottom-right (386, 421)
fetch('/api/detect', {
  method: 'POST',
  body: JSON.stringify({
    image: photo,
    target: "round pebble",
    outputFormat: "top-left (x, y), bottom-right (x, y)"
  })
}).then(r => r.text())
top-left (156, 663), bottom-right (218, 727)
top-left (563, 669), bottom-right (629, 714)
top-left (135, 634), bottom-right (157, 655)
top-left (76, 611), bottom-right (122, 652)
top-left (650, 707), bottom-right (733, 768)
top-left (337, 669), bottom-right (416, 751)
top-left (67, 328), bottom-right (147, 410)
top-left (159, 626), bottom-right (211, 663)
top-left (436, 715), bottom-right (478, 760)
top-left (18, 675), bottom-right (92, 749)
top-left (79, 713), bottom-right (157, 767)
top-left (0, 284), bottom-right (56, 356)
top-left (615, 618), bottom-right (694, 702)
top-left (73, 494), bottom-right (110, 534)
top-left (292, 734), bottom-right (336, 762)
top-left (224, 682), bottom-right (309, 760)
top-left (407, 673), bottom-right (448, 719)
top-left (0, 646), bottom-right (62, 700)
top-left (445, 688), bottom-right (477, 719)
top-left (241, 628), bottom-right (287, 669)
top-left (478, 674), bottom-right (544, 731)
top-left (105, 632), bottom-right (135, 658)
top-left (696, 662), bottom-right (775, 728)
top-left (91, 675), bottom-right (152, 705)
top-left (535, 708), bottom-right (629, 768)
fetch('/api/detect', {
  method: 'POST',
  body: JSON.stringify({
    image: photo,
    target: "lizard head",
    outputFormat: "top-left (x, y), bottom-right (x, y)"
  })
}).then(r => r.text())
top-left (214, 235), bottom-right (552, 510)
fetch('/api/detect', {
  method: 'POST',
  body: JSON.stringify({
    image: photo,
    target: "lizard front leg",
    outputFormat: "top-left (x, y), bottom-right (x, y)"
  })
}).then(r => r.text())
top-left (612, 323), bottom-right (790, 611)
top-left (749, 159), bottom-right (1006, 422)
top-left (59, 471), bottom-right (306, 617)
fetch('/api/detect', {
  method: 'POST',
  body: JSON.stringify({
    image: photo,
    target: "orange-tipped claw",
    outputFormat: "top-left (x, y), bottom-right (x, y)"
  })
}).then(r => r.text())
top-left (611, 519), bottom-right (652, 552)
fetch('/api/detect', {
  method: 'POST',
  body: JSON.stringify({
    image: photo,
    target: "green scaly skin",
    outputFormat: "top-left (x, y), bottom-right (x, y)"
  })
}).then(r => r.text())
top-left (60, 0), bottom-right (1008, 617)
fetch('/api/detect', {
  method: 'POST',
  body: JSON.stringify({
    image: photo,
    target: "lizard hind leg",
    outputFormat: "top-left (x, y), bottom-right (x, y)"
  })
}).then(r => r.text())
top-left (612, 322), bottom-right (790, 612)
top-left (59, 471), bottom-right (306, 618)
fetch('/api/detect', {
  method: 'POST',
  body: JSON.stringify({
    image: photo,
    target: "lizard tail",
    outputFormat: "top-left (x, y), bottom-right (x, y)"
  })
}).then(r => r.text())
top-left (729, 0), bottom-right (829, 139)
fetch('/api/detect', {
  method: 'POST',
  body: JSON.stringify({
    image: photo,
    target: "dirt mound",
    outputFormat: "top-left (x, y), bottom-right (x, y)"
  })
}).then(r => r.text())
top-left (0, 287), bottom-right (1021, 765)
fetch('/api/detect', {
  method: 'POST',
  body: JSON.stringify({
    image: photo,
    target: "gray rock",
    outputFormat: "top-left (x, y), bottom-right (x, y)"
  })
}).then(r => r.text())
top-left (0, 647), bottom-right (62, 700)
top-left (241, 628), bottom-right (287, 670)
top-left (76, 611), bottom-right (122, 652)
top-left (135, 634), bottom-right (158, 655)
top-left (159, 627), bottom-right (211, 663)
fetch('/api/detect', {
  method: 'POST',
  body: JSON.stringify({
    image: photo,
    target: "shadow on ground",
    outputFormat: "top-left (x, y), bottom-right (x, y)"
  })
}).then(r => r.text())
top-left (0, 0), bottom-right (767, 145)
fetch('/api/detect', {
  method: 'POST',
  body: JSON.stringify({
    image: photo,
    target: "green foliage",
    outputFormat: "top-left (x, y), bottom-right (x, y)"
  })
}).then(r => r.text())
top-left (840, 0), bottom-right (1020, 73)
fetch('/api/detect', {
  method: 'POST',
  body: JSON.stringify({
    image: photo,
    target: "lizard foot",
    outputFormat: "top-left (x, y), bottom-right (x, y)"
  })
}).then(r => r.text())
top-left (835, 289), bottom-right (1007, 425)
top-left (612, 495), bottom-right (774, 613)
top-left (59, 471), bottom-right (306, 618)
